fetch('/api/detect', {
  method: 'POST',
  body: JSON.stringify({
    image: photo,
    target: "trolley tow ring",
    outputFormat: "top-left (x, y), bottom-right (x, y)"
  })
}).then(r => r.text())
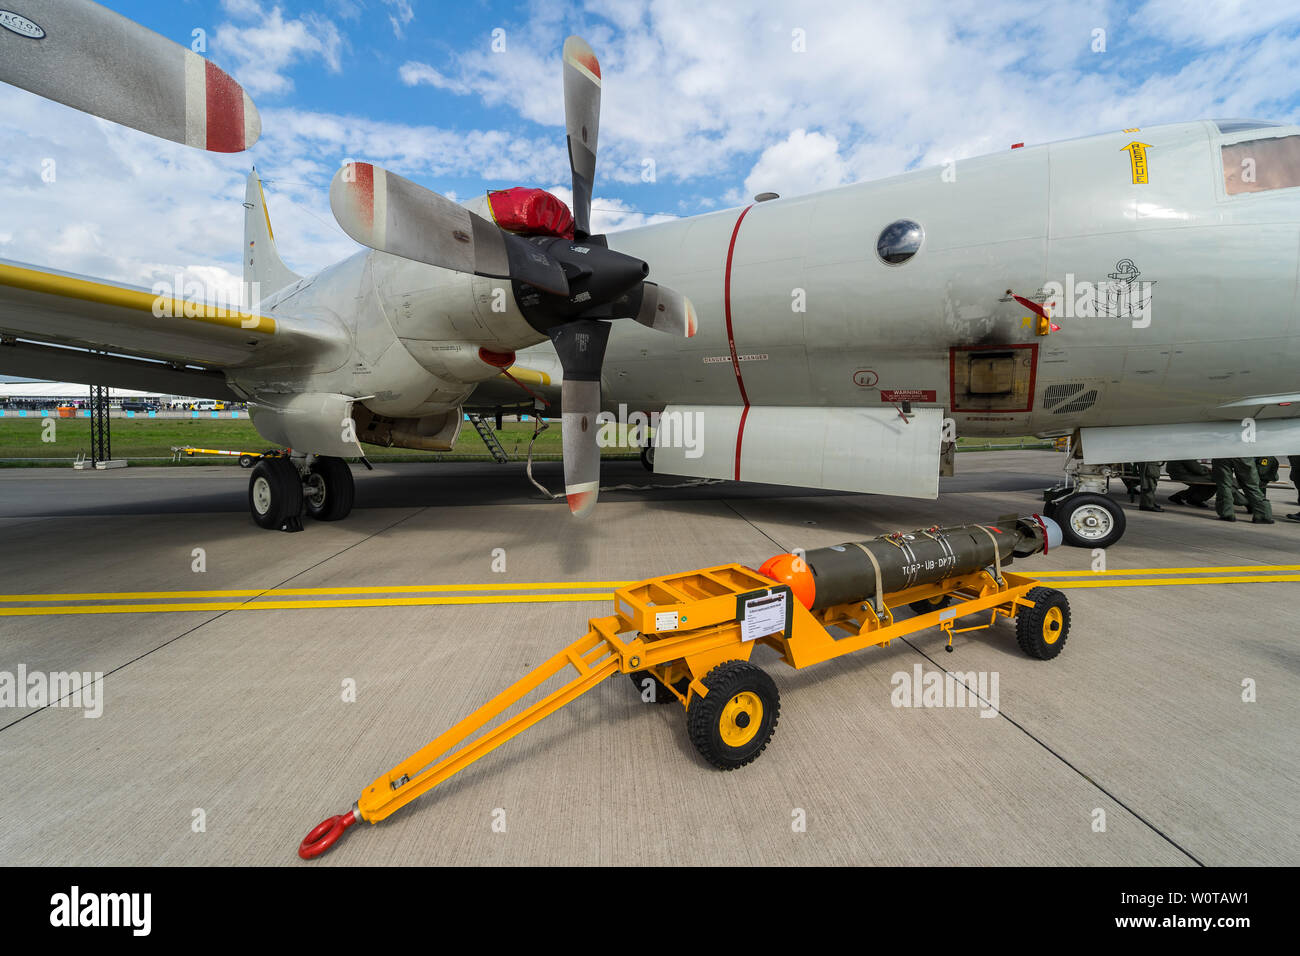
top-left (298, 808), bottom-right (358, 859)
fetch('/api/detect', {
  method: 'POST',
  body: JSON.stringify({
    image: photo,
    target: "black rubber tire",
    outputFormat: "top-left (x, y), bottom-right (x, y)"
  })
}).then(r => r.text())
top-left (640, 443), bottom-right (655, 472)
top-left (1056, 492), bottom-right (1126, 549)
top-left (629, 671), bottom-right (687, 705)
top-left (238, 454), bottom-right (255, 468)
top-left (908, 593), bottom-right (954, 615)
top-left (303, 456), bottom-right (355, 521)
top-left (686, 661), bottom-right (779, 770)
top-left (249, 458), bottom-right (304, 530)
top-left (1015, 587), bottom-right (1071, 660)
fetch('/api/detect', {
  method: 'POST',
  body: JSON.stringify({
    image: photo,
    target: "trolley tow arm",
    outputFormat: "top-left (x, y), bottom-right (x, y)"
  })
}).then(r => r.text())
top-left (299, 619), bottom-right (629, 858)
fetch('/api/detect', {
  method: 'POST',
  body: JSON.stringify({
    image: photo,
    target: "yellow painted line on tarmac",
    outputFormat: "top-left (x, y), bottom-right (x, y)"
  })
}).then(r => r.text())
top-left (0, 581), bottom-right (637, 603)
top-left (1052, 574), bottom-right (1300, 589)
top-left (0, 592), bottom-right (617, 617)
top-left (1, 569), bottom-right (1296, 617)
top-left (1034, 564), bottom-right (1300, 577)
top-left (3, 567), bottom-right (1290, 600)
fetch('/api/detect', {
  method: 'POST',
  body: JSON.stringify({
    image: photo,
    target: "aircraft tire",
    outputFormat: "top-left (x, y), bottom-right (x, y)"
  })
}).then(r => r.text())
top-left (1056, 492), bottom-right (1125, 549)
top-left (304, 456), bottom-right (355, 521)
top-left (640, 443), bottom-right (655, 472)
top-left (249, 458), bottom-right (304, 530)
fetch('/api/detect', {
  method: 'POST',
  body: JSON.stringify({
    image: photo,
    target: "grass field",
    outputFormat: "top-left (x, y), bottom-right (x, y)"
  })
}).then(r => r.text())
top-left (0, 417), bottom-right (640, 465)
top-left (0, 416), bottom-right (1054, 466)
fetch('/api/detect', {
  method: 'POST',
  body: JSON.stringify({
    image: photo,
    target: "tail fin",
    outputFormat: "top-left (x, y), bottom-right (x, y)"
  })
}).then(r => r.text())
top-left (244, 168), bottom-right (302, 306)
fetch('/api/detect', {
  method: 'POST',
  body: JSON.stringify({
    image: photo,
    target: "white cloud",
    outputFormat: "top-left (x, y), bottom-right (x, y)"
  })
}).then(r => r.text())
top-left (541, 185), bottom-right (677, 234)
top-left (416, 0), bottom-right (1299, 197)
top-left (214, 1), bottom-right (345, 97)
top-left (261, 107), bottom-right (569, 183)
top-left (221, 0), bottom-right (264, 19)
top-left (399, 62), bottom-right (470, 94)
top-left (383, 0), bottom-right (415, 38)
top-left (743, 129), bottom-right (848, 199)
top-left (1136, 0), bottom-right (1300, 47)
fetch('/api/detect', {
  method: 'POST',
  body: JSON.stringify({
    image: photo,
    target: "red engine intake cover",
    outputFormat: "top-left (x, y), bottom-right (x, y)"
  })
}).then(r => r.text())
top-left (487, 187), bottom-right (575, 239)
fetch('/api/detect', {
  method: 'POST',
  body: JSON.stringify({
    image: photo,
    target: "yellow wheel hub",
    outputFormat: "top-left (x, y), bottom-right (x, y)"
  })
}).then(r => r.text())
top-left (1042, 606), bottom-right (1063, 644)
top-left (719, 692), bottom-right (762, 747)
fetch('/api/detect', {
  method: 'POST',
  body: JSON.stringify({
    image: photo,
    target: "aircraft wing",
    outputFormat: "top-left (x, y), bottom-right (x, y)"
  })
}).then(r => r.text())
top-left (0, 258), bottom-right (344, 400)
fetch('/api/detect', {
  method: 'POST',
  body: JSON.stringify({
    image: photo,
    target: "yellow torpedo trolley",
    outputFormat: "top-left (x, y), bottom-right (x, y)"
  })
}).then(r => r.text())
top-left (299, 513), bottom-right (1070, 858)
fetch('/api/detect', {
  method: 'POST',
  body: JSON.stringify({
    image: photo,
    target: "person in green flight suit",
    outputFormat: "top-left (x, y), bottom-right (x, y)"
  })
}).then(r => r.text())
top-left (1212, 457), bottom-right (1274, 523)
top-left (1246, 457), bottom-right (1281, 517)
top-left (1287, 456), bottom-right (1300, 523)
top-left (1166, 459), bottom-right (1216, 508)
top-left (1256, 456), bottom-right (1280, 487)
top-left (1137, 460), bottom-right (1164, 512)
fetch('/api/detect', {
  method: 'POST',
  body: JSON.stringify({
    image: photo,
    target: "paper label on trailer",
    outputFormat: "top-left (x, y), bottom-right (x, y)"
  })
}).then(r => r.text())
top-left (741, 592), bottom-right (787, 642)
top-left (655, 611), bottom-right (679, 631)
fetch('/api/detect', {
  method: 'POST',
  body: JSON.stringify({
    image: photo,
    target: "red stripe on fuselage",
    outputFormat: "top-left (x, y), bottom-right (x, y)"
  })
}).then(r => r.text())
top-left (724, 204), bottom-right (754, 480)
top-left (204, 60), bottom-right (244, 152)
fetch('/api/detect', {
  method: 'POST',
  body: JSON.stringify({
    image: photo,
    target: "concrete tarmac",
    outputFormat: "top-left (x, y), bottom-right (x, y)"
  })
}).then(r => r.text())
top-left (0, 451), bottom-right (1296, 866)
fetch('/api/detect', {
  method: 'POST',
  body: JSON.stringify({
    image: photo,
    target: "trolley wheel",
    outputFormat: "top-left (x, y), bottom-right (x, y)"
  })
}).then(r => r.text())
top-left (629, 670), bottom-right (688, 704)
top-left (1015, 587), bottom-right (1071, 660)
top-left (640, 443), bottom-right (655, 472)
top-left (303, 456), bottom-right (355, 521)
top-left (686, 661), bottom-right (779, 770)
top-left (1055, 492), bottom-right (1126, 549)
top-left (238, 454), bottom-right (255, 468)
top-left (908, 593), bottom-right (954, 615)
top-left (249, 457), bottom-right (304, 531)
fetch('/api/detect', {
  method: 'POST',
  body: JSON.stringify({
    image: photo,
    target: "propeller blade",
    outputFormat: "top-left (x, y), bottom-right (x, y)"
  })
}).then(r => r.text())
top-left (549, 319), bottom-right (611, 517)
top-left (629, 282), bottom-right (699, 338)
top-left (0, 0), bottom-right (259, 152)
top-left (330, 162), bottom-right (569, 295)
top-left (562, 36), bottom-right (601, 239)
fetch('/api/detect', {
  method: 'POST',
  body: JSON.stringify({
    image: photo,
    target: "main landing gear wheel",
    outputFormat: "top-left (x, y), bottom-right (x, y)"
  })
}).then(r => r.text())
top-left (908, 593), bottom-right (954, 615)
top-left (1015, 587), bottom-right (1071, 660)
top-left (249, 458), bottom-right (304, 532)
top-left (1054, 492), bottom-right (1126, 549)
top-left (303, 456), bottom-right (355, 521)
top-left (640, 443), bottom-right (655, 472)
top-left (686, 660), bottom-right (780, 770)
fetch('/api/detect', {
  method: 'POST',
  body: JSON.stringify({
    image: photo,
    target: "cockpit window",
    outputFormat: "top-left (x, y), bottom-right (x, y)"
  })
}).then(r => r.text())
top-left (1215, 119), bottom-right (1282, 134)
top-left (1222, 134), bottom-right (1300, 195)
top-left (876, 219), bottom-right (924, 265)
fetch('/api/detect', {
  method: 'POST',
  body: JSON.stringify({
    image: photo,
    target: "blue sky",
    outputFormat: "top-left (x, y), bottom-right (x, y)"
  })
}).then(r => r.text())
top-left (3, 0), bottom-right (1300, 299)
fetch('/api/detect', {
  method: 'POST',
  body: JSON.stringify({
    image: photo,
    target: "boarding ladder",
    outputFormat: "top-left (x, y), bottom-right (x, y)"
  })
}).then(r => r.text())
top-left (467, 412), bottom-right (510, 463)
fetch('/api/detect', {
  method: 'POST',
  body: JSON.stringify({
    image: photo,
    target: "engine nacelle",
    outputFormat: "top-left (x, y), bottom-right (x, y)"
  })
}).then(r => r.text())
top-left (248, 393), bottom-right (361, 457)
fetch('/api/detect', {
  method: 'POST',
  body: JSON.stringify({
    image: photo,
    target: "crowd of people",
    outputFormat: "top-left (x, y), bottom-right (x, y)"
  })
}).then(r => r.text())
top-left (1127, 455), bottom-right (1299, 524)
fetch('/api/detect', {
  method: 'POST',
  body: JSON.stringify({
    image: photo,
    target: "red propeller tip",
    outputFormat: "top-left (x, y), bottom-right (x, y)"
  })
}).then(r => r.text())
top-left (565, 485), bottom-right (598, 516)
